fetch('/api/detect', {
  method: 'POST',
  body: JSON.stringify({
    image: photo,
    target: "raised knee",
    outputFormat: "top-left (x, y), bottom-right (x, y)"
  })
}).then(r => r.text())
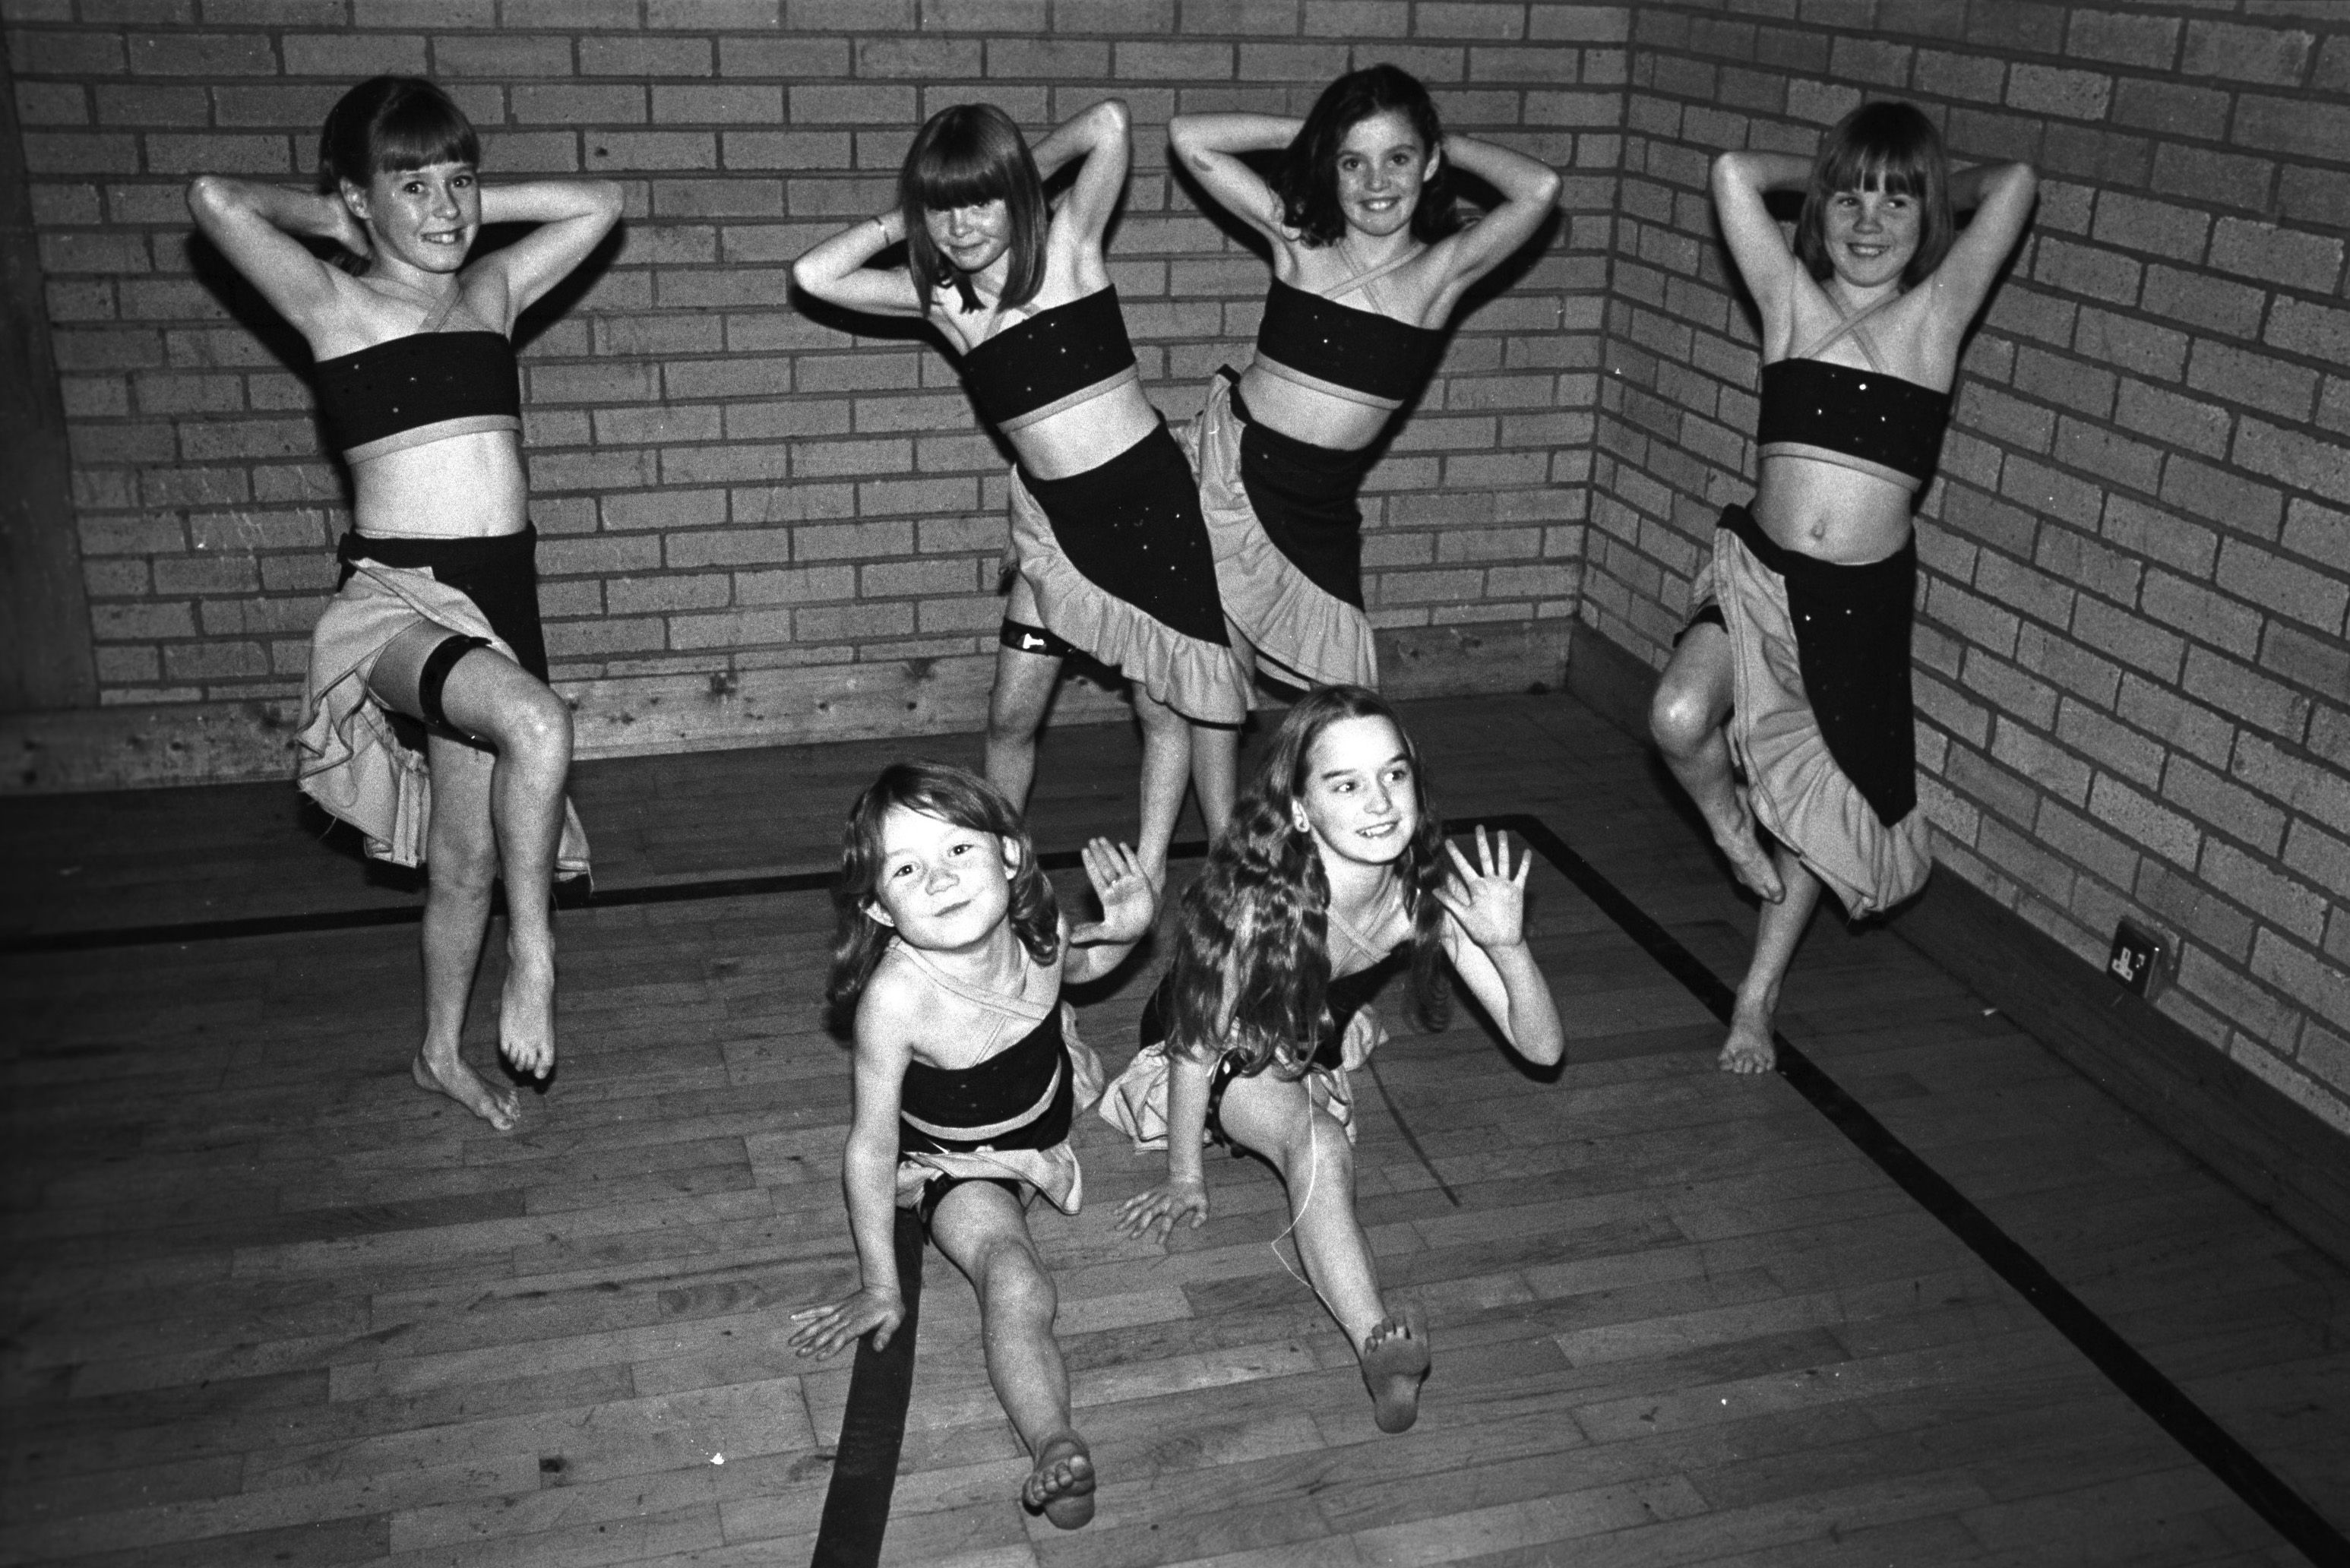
top-left (1649, 683), bottom-right (1713, 756)
top-left (982, 1244), bottom-right (1058, 1322)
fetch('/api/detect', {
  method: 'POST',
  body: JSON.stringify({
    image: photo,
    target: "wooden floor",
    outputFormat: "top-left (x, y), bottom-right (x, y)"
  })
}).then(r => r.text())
top-left (4, 692), bottom-right (2345, 1566)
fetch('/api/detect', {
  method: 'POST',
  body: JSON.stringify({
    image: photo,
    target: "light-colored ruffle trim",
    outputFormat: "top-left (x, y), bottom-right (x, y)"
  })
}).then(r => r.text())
top-left (296, 561), bottom-right (590, 876)
top-left (1711, 528), bottom-right (1930, 919)
top-left (1098, 1005), bottom-right (1386, 1151)
top-left (1006, 466), bottom-right (1250, 726)
top-left (897, 1007), bottom-right (1107, 1216)
top-left (1183, 372), bottom-right (1379, 691)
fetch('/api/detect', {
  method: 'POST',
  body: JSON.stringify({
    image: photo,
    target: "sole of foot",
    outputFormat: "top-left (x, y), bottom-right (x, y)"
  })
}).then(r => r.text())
top-left (411, 1052), bottom-right (520, 1130)
top-left (1023, 1432), bottom-right (1095, 1529)
top-left (1362, 1305), bottom-right (1431, 1434)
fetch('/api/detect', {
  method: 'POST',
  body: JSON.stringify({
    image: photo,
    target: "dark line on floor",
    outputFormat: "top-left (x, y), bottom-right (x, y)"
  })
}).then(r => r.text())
top-left (810, 1208), bottom-right (927, 1568)
top-left (1500, 813), bottom-right (2348, 1568)
top-left (0, 839), bottom-right (1215, 955)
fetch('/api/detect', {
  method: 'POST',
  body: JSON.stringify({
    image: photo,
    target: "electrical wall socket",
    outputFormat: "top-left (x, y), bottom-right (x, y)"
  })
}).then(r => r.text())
top-left (2107, 918), bottom-right (2171, 997)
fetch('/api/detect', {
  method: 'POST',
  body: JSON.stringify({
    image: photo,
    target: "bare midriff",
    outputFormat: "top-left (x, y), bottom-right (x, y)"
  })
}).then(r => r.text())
top-left (1007, 375), bottom-right (1165, 482)
top-left (1754, 453), bottom-right (1915, 565)
top-left (1237, 359), bottom-right (1393, 452)
top-left (353, 428), bottom-right (530, 541)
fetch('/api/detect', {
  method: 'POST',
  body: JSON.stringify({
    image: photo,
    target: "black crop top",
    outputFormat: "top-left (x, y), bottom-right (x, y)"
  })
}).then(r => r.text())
top-left (1253, 278), bottom-right (1445, 410)
top-left (1757, 357), bottom-right (1950, 492)
top-left (313, 330), bottom-right (522, 464)
top-left (960, 286), bottom-right (1139, 433)
top-left (899, 1002), bottom-right (1072, 1152)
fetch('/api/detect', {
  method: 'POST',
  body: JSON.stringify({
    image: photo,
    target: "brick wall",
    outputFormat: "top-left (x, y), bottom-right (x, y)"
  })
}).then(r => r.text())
top-left (1586, 2), bottom-right (2350, 1132)
top-left (3, 0), bottom-right (1624, 770)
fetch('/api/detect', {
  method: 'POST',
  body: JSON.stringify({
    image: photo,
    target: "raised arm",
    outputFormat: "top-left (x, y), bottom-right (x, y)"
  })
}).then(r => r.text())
top-left (1168, 112), bottom-right (1300, 242)
top-left (1425, 132), bottom-right (1561, 289)
top-left (1710, 150), bottom-right (1812, 313)
top-left (787, 985), bottom-right (916, 1357)
top-left (1434, 827), bottom-right (1565, 1067)
top-left (1927, 160), bottom-right (2036, 321)
top-left (475, 179), bottom-right (623, 323)
top-left (1061, 838), bottom-right (1158, 985)
top-left (1032, 98), bottom-right (1131, 253)
top-left (790, 207), bottom-right (926, 318)
top-left (185, 176), bottom-right (362, 336)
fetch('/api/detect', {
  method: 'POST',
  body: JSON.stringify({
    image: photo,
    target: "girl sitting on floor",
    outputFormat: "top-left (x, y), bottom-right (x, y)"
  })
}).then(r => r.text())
top-left (1111, 685), bottom-right (1564, 1433)
top-left (789, 763), bottom-right (1156, 1530)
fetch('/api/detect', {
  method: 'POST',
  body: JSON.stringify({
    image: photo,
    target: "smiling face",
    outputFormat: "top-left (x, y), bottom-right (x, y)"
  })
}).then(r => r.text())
top-left (922, 198), bottom-right (1013, 280)
top-left (1292, 714), bottom-right (1419, 869)
top-left (1333, 109), bottom-right (1436, 241)
top-left (863, 804), bottom-right (1017, 953)
top-left (1823, 179), bottom-right (1921, 292)
top-left (346, 160), bottom-right (479, 276)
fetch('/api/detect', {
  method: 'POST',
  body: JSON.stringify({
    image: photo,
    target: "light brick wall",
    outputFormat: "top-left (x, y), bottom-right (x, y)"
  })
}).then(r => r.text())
top-left (1586, 3), bottom-right (2350, 1131)
top-left (6, 1), bottom-right (1622, 722)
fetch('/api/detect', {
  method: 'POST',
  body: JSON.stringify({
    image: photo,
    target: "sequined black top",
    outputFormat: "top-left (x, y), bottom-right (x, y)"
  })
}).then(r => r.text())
top-left (960, 286), bottom-right (1138, 431)
top-left (1253, 278), bottom-right (1444, 409)
top-left (312, 331), bottom-right (521, 463)
top-left (898, 1002), bottom-right (1074, 1154)
top-left (1757, 358), bottom-right (1950, 490)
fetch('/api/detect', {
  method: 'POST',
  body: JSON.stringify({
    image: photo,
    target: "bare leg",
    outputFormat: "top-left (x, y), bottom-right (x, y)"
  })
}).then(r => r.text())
top-left (1650, 624), bottom-right (1783, 903)
top-left (1216, 1070), bottom-right (1428, 1433)
top-left (406, 738), bottom-right (518, 1130)
top-left (369, 621), bottom-right (572, 1088)
top-left (1721, 848), bottom-right (1822, 1075)
top-left (928, 1183), bottom-right (1095, 1528)
top-left (1188, 719), bottom-right (1239, 850)
top-left (1132, 690), bottom-right (1194, 887)
top-left (985, 609), bottom-right (1064, 815)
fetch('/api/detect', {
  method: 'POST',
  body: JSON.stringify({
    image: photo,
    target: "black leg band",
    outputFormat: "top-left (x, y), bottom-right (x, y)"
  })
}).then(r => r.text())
top-left (999, 619), bottom-right (1078, 660)
top-left (416, 634), bottom-right (490, 734)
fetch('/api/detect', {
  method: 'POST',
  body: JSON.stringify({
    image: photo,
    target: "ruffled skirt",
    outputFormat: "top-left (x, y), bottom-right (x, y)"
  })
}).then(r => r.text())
top-left (1099, 1004), bottom-right (1387, 1151)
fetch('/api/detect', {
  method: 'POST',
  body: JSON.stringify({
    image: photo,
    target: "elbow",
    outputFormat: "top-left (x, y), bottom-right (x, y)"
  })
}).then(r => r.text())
top-left (592, 180), bottom-right (625, 223)
top-left (1092, 98), bottom-right (1131, 139)
top-left (1530, 164), bottom-right (1564, 210)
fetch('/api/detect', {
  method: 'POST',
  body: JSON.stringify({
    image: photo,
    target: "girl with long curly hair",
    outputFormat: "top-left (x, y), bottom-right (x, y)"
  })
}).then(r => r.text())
top-left (1109, 687), bottom-right (1563, 1433)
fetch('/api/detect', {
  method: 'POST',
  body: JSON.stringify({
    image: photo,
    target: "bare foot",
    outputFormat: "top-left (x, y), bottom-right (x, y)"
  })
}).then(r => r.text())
top-left (1021, 1430), bottom-right (1095, 1529)
top-left (1361, 1305), bottom-right (1431, 1434)
top-left (411, 1052), bottom-right (521, 1130)
top-left (498, 947), bottom-right (556, 1081)
top-left (1706, 790), bottom-right (1783, 903)
top-left (1717, 1005), bottom-right (1777, 1075)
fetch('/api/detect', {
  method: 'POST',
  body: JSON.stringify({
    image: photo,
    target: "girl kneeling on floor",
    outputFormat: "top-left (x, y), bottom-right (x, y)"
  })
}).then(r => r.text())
top-left (1112, 686), bottom-right (1564, 1432)
top-left (790, 763), bottom-right (1156, 1529)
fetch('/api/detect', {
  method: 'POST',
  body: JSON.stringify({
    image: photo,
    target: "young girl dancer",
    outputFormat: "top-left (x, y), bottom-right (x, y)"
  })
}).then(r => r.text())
top-left (1649, 103), bottom-right (2035, 1073)
top-left (1168, 66), bottom-right (1560, 690)
top-left (792, 101), bottom-right (1247, 887)
top-left (790, 763), bottom-right (1156, 1530)
top-left (188, 77), bottom-right (620, 1129)
top-left (1111, 686), bottom-right (1564, 1433)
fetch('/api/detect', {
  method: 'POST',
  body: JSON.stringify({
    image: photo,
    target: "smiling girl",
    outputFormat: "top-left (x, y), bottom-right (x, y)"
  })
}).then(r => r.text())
top-left (187, 77), bottom-right (620, 1128)
top-left (1109, 685), bottom-right (1563, 1434)
top-left (791, 763), bottom-right (1157, 1529)
top-left (1649, 102), bottom-right (2035, 1073)
top-left (1166, 67), bottom-right (1560, 691)
top-left (792, 102), bottom-right (1248, 887)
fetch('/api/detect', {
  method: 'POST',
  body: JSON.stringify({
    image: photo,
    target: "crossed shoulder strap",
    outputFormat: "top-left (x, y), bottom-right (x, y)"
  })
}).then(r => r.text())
top-left (1319, 246), bottom-right (1425, 316)
top-left (1788, 289), bottom-right (1903, 371)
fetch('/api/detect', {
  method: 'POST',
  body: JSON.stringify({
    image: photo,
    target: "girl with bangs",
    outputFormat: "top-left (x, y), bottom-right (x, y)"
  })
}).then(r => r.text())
top-left (188, 77), bottom-right (621, 1130)
top-left (1110, 686), bottom-right (1563, 1434)
top-left (1650, 102), bottom-right (2034, 1073)
top-left (791, 763), bottom-right (1158, 1530)
top-left (794, 102), bottom-right (1248, 888)
top-left (1166, 65), bottom-right (1560, 692)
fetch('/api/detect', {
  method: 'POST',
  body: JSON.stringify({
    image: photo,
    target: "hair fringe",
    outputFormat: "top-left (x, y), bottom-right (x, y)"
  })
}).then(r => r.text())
top-left (317, 76), bottom-right (478, 194)
top-left (1792, 100), bottom-right (1956, 292)
top-left (898, 103), bottom-right (1048, 317)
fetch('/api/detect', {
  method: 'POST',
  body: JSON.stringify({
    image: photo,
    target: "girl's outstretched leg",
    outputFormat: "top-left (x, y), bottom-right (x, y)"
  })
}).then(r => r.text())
top-left (1722, 849), bottom-right (1821, 1074)
top-left (928, 1182), bottom-right (1096, 1528)
top-left (1216, 1071), bottom-right (1429, 1432)
top-left (1651, 623), bottom-right (1782, 903)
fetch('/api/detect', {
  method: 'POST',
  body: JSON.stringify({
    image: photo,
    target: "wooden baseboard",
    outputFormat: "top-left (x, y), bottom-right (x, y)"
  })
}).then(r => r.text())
top-left (1561, 620), bottom-right (2350, 1268)
top-left (1, 620), bottom-right (1575, 793)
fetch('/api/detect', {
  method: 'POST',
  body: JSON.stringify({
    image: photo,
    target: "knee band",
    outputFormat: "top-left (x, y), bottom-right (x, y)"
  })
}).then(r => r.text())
top-left (416, 634), bottom-right (490, 733)
top-left (999, 619), bottom-right (1077, 660)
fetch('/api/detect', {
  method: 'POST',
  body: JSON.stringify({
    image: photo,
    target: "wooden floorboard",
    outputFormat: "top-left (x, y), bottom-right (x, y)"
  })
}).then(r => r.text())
top-left (5, 693), bottom-right (2346, 1564)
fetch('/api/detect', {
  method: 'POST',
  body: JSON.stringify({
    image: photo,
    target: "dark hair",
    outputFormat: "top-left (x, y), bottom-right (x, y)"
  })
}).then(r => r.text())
top-left (827, 762), bottom-right (1060, 1026)
top-left (1166, 685), bottom-right (1449, 1076)
top-left (1274, 65), bottom-right (1456, 249)
top-left (318, 76), bottom-right (479, 194)
top-left (899, 103), bottom-right (1048, 316)
top-left (1793, 100), bottom-right (1954, 292)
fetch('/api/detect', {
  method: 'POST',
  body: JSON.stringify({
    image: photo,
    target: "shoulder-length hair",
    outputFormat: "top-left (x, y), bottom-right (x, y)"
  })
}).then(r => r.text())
top-left (1166, 685), bottom-right (1450, 1076)
top-left (1793, 100), bottom-right (1954, 292)
top-left (318, 76), bottom-right (479, 194)
top-left (1273, 64), bottom-right (1457, 250)
top-left (825, 761), bottom-right (1061, 1029)
top-left (899, 103), bottom-right (1048, 316)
